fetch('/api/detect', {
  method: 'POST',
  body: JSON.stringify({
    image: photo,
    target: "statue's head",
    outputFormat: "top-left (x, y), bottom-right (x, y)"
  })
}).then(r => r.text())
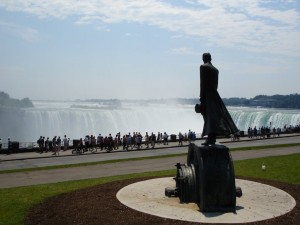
top-left (202, 52), bottom-right (211, 63)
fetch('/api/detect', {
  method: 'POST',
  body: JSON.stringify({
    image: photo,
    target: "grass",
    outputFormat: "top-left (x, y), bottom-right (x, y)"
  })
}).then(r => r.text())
top-left (1, 142), bottom-right (300, 174)
top-left (231, 142), bottom-right (300, 151)
top-left (234, 153), bottom-right (300, 185)
top-left (0, 153), bottom-right (299, 225)
top-left (0, 170), bottom-right (175, 225)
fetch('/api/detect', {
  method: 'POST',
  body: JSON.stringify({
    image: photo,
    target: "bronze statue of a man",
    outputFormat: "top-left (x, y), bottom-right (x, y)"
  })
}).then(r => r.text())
top-left (197, 53), bottom-right (238, 145)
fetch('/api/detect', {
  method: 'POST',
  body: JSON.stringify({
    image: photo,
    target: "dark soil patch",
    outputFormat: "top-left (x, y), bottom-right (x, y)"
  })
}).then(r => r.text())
top-left (26, 177), bottom-right (299, 225)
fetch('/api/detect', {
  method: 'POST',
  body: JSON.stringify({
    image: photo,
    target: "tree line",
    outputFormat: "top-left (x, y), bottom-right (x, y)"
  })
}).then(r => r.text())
top-left (0, 91), bottom-right (33, 108)
top-left (222, 94), bottom-right (300, 109)
top-left (162, 94), bottom-right (300, 109)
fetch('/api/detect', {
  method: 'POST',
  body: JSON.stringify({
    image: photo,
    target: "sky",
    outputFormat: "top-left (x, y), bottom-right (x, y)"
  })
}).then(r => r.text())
top-left (0, 0), bottom-right (299, 100)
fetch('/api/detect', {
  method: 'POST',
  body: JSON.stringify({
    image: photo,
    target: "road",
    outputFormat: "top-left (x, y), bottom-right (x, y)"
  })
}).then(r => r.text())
top-left (0, 135), bottom-right (299, 188)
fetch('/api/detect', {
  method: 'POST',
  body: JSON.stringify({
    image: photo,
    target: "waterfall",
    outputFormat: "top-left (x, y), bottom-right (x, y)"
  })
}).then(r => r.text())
top-left (1, 101), bottom-right (299, 142)
top-left (18, 101), bottom-right (203, 142)
top-left (229, 107), bottom-right (300, 131)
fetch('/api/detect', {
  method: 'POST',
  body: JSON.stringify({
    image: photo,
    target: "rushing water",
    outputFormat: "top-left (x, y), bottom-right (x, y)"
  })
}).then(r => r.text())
top-left (1, 100), bottom-right (300, 142)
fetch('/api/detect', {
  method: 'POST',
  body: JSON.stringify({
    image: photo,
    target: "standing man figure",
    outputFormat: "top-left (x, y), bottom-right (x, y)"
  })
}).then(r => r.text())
top-left (7, 137), bottom-right (12, 154)
top-left (63, 135), bottom-right (68, 151)
top-left (197, 53), bottom-right (238, 145)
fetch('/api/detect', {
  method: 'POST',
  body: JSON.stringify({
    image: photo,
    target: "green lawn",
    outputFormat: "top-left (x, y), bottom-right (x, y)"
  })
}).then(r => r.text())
top-left (0, 170), bottom-right (174, 225)
top-left (0, 154), bottom-right (299, 225)
top-left (234, 153), bottom-right (300, 185)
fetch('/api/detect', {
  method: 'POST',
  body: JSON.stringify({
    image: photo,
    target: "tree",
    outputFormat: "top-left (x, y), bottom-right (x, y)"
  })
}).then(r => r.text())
top-left (0, 91), bottom-right (34, 108)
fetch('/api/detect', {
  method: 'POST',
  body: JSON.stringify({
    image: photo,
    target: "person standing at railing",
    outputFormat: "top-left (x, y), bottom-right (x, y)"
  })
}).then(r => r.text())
top-left (45, 137), bottom-right (50, 152)
top-left (7, 137), bottom-right (12, 154)
top-left (37, 136), bottom-right (43, 153)
top-left (163, 132), bottom-right (169, 145)
top-left (144, 132), bottom-right (149, 148)
top-left (178, 132), bottom-right (184, 146)
top-left (97, 134), bottom-right (101, 147)
top-left (150, 132), bottom-right (156, 149)
top-left (57, 136), bottom-right (61, 155)
top-left (84, 135), bottom-right (89, 152)
top-left (52, 136), bottom-right (57, 156)
top-left (63, 135), bottom-right (68, 151)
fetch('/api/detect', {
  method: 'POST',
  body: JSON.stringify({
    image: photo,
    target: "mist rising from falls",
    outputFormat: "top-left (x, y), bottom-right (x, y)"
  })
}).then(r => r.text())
top-left (1, 101), bottom-right (300, 142)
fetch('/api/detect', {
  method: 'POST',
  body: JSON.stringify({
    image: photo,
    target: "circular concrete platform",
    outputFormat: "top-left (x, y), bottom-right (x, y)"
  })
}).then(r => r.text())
top-left (116, 177), bottom-right (296, 223)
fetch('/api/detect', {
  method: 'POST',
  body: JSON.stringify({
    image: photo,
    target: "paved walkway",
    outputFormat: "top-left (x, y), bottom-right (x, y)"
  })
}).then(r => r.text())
top-left (1, 134), bottom-right (299, 162)
top-left (0, 135), bottom-right (300, 188)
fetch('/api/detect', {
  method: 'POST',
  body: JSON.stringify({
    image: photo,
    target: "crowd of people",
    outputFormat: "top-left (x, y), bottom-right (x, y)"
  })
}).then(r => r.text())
top-left (37, 135), bottom-right (70, 156)
top-left (0, 129), bottom-right (199, 155)
top-left (32, 124), bottom-right (300, 155)
top-left (1, 124), bottom-right (299, 155)
top-left (74, 130), bottom-right (197, 153)
top-left (32, 130), bottom-right (199, 155)
top-left (247, 126), bottom-right (278, 139)
top-left (247, 124), bottom-right (300, 139)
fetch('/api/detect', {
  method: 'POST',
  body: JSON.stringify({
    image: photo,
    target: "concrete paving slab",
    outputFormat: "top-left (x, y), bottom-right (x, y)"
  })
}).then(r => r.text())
top-left (117, 177), bottom-right (296, 223)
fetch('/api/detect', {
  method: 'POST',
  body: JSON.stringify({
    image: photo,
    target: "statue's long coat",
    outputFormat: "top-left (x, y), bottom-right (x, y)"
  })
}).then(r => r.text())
top-left (200, 62), bottom-right (238, 137)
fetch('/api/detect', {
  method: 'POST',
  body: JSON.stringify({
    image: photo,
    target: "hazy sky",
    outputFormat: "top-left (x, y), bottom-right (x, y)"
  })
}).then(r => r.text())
top-left (0, 0), bottom-right (299, 100)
